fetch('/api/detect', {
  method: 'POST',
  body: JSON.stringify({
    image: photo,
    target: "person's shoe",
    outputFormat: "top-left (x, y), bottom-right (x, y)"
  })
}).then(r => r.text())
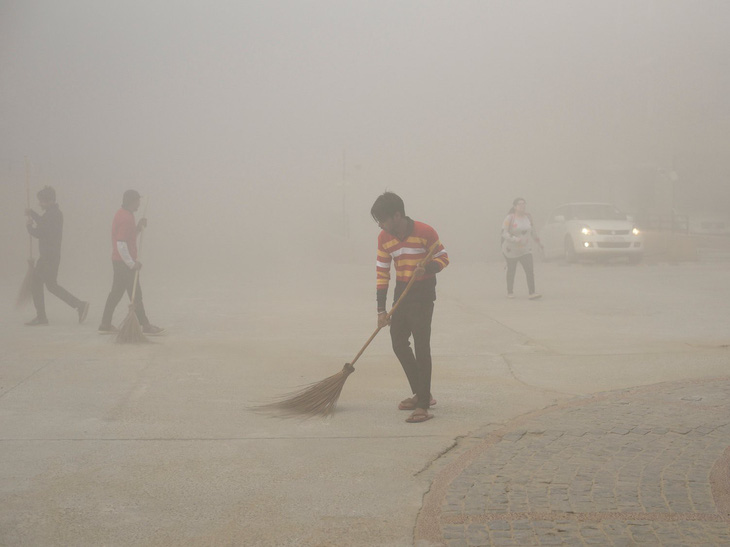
top-left (142, 324), bottom-right (166, 336)
top-left (406, 408), bottom-right (434, 423)
top-left (398, 394), bottom-right (437, 411)
top-left (98, 324), bottom-right (119, 334)
top-left (77, 302), bottom-right (90, 324)
top-left (507, 293), bottom-right (515, 299)
top-left (528, 293), bottom-right (543, 300)
top-left (25, 317), bottom-right (49, 326)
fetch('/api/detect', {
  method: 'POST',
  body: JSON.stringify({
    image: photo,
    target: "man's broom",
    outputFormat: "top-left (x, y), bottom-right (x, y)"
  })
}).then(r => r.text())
top-left (257, 242), bottom-right (439, 418)
top-left (116, 199), bottom-right (149, 344)
top-left (115, 269), bottom-right (148, 344)
top-left (16, 158), bottom-right (34, 309)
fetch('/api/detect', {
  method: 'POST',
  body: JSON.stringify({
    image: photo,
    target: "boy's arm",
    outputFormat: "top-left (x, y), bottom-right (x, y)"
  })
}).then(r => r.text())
top-left (116, 241), bottom-right (139, 269)
top-left (376, 246), bottom-right (391, 312)
top-left (26, 210), bottom-right (43, 238)
top-left (426, 232), bottom-right (449, 274)
top-left (376, 241), bottom-right (391, 327)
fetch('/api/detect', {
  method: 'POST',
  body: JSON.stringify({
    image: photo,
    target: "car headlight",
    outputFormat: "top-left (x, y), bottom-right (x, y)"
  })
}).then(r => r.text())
top-left (632, 227), bottom-right (640, 236)
top-left (580, 227), bottom-right (594, 236)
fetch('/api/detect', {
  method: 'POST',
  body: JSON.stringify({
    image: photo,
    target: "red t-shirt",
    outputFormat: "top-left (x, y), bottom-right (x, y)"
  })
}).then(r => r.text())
top-left (111, 208), bottom-right (138, 262)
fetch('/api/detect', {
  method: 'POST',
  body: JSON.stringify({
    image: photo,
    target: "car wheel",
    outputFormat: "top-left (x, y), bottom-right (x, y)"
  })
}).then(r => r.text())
top-left (564, 236), bottom-right (577, 263)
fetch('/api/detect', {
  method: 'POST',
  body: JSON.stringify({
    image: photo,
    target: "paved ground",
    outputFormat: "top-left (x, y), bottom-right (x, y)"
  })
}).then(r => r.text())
top-left (417, 378), bottom-right (730, 546)
top-left (1, 257), bottom-right (729, 545)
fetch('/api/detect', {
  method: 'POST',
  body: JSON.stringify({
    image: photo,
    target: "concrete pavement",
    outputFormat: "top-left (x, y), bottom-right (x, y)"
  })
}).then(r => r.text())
top-left (1, 258), bottom-right (729, 545)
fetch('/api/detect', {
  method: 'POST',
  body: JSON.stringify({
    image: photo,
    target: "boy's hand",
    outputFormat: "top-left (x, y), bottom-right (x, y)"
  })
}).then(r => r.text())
top-left (377, 311), bottom-right (390, 329)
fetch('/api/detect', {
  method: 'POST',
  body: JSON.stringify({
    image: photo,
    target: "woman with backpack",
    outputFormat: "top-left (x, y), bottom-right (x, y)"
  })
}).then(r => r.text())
top-left (501, 197), bottom-right (543, 299)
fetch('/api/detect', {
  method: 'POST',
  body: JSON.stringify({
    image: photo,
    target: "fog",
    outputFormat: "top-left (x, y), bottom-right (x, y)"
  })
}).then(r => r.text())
top-left (4, 3), bottom-right (730, 543)
top-left (2, 1), bottom-right (730, 283)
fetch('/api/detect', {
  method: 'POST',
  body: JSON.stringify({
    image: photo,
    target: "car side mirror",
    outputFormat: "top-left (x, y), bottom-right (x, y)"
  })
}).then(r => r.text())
top-left (554, 215), bottom-right (565, 222)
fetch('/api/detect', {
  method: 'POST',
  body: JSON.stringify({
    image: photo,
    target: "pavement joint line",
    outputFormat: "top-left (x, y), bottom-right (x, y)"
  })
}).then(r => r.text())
top-left (507, 347), bottom-right (730, 358)
top-left (440, 511), bottom-right (729, 524)
top-left (414, 439), bottom-right (460, 477)
top-left (0, 358), bottom-right (57, 401)
top-left (710, 447), bottom-right (730, 516)
top-left (501, 353), bottom-right (576, 397)
top-left (0, 434), bottom-right (452, 442)
top-left (447, 295), bottom-right (557, 355)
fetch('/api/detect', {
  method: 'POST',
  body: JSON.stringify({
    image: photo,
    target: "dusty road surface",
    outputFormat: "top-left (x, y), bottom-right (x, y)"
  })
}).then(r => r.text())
top-left (1, 257), bottom-right (729, 545)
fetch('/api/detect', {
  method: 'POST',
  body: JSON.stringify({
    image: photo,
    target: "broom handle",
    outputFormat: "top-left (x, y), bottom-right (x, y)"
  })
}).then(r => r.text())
top-left (348, 241), bottom-right (440, 367)
top-left (25, 158), bottom-right (33, 260)
top-left (130, 269), bottom-right (141, 304)
top-left (129, 198), bottom-right (149, 304)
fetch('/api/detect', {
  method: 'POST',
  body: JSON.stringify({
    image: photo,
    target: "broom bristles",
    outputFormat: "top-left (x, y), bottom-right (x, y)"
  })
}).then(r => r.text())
top-left (115, 303), bottom-right (149, 344)
top-left (256, 363), bottom-right (356, 418)
top-left (15, 259), bottom-right (35, 309)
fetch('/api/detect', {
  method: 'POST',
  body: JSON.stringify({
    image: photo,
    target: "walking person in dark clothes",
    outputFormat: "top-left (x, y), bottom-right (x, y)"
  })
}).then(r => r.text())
top-left (501, 197), bottom-right (543, 299)
top-left (24, 186), bottom-right (89, 326)
top-left (98, 190), bottom-right (164, 335)
top-left (371, 192), bottom-right (449, 423)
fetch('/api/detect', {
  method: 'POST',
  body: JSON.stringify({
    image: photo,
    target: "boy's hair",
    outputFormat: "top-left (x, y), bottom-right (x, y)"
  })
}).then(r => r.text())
top-left (371, 191), bottom-right (405, 222)
top-left (123, 189), bottom-right (141, 207)
top-left (37, 186), bottom-right (56, 203)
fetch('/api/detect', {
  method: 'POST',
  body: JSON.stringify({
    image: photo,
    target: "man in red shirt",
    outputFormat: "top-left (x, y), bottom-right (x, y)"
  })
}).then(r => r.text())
top-left (99, 190), bottom-right (164, 335)
top-left (371, 192), bottom-right (449, 423)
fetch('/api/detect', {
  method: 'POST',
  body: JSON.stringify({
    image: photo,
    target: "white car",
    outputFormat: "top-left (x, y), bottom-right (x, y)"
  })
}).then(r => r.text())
top-left (540, 203), bottom-right (644, 263)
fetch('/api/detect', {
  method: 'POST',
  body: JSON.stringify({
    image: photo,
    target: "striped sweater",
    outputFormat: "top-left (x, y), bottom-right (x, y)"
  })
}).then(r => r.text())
top-left (376, 218), bottom-right (449, 310)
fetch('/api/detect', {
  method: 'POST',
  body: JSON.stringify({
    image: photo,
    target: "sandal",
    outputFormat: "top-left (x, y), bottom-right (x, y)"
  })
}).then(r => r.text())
top-left (406, 409), bottom-right (433, 423)
top-left (398, 395), bottom-right (437, 411)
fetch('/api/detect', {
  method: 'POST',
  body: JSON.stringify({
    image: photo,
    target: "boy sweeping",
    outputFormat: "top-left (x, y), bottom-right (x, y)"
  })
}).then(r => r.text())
top-left (371, 192), bottom-right (449, 423)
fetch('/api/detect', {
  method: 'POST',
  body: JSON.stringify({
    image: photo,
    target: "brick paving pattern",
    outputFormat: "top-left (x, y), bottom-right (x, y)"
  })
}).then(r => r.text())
top-left (419, 378), bottom-right (730, 546)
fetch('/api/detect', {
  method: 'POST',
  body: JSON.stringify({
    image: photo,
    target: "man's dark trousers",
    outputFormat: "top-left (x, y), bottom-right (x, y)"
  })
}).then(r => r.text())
top-left (389, 299), bottom-right (434, 410)
top-left (101, 261), bottom-right (149, 326)
top-left (32, 255), bottom-right (83, 320)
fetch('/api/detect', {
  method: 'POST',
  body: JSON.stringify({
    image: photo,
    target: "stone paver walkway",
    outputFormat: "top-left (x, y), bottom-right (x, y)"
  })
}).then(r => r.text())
top-left (417, 377), bottom-right (730, 546)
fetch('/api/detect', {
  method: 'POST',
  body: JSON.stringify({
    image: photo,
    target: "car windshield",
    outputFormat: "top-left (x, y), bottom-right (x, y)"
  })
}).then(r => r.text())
top-left (570, 204), bottom-right (626, 220)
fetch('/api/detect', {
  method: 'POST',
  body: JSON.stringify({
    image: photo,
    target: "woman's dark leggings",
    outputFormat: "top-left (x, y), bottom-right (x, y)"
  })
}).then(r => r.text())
top-left (505, 253), bottom-right (535, 294)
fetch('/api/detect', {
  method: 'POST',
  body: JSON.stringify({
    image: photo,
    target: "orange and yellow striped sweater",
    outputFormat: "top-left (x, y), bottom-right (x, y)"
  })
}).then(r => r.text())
top-left (376, 218), bottom-right (449, 310)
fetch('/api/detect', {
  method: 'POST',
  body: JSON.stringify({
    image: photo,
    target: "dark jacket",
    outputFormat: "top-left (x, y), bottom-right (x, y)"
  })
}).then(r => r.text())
top-left (27, 203), bottom-right (63, 258)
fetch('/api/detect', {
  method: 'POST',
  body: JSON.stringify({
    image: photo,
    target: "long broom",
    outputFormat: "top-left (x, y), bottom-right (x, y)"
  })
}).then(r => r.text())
top-left (116, 199), bottom-right (149, 344)
top-left (16, 158), bottom-right (35, 309)
top-left (257, 242), bottom-right (439, 418)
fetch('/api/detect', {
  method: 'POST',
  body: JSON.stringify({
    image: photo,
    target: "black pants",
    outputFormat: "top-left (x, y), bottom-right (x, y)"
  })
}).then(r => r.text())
top-left (101, 261), bottom-right (149, 327)
top-left (505, 253), bottom-right (535, 294)
top-left (32, 256), bottom-right (82, 320)
top-left (389, 299), bottom-right (434, 410)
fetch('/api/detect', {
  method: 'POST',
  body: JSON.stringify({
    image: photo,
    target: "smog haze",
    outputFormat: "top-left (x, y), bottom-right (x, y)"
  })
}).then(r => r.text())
top-left (2, 1), bottom-right (729, 281)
